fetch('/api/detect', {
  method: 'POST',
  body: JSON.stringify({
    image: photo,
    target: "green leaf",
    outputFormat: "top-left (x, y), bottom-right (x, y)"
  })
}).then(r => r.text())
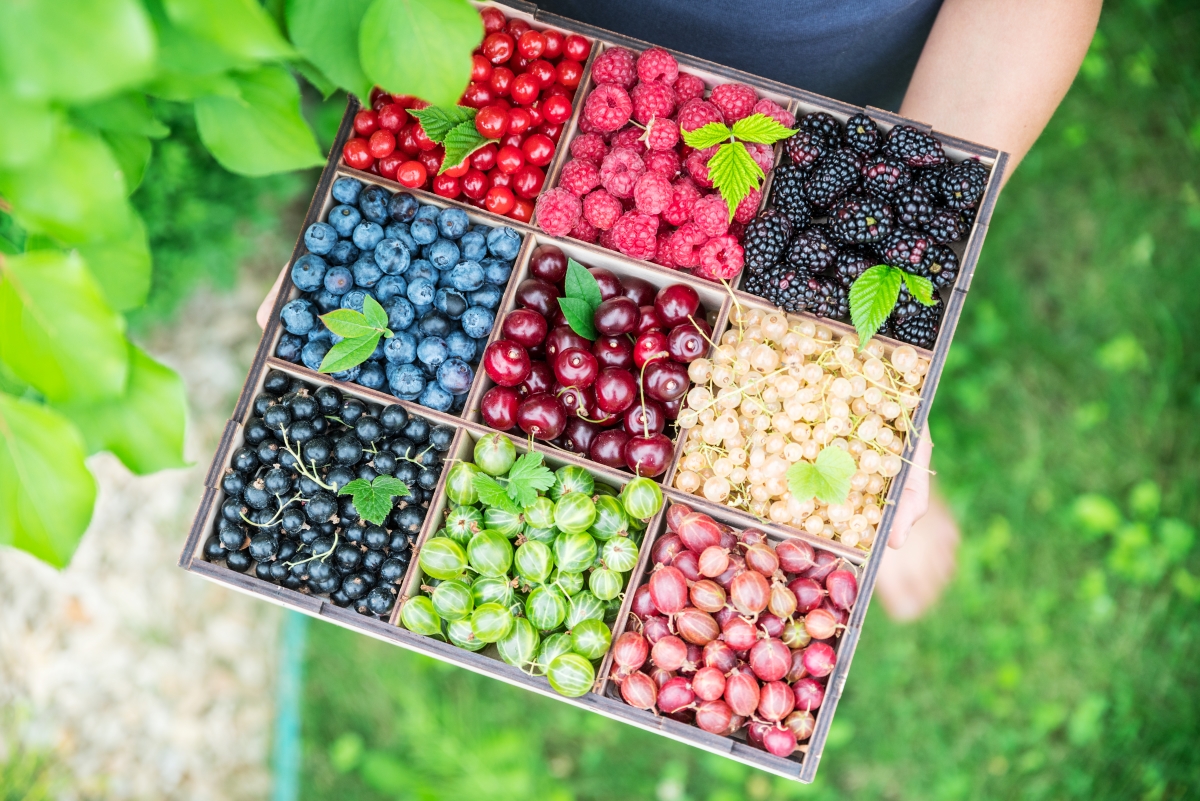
top-left (564, 258), bottom-right (602, 308)
top-left (164, 0), bottom-right (295, 62)
top-left (372, 475), bottom-right (411, 498)
top-left (901, 272), bottom-right (936, 306)
top-left (54, 343), bottom-right (188, 475)
top-left (194, 66), bottom-right (326, 176)
top-left (558, 297), bottom-right (598, 342)
top-left (339, 475), bottom-right (409, 525)
top-left (472, 473), bottom-right (521, 515)
top-left (286, 0), bottom-right (375, 101)
top-left (76, 214), bottom-right (153, 312)
top-left (143, 6), bottom-right (248, 100)
top-left (72, 95), bottom-right (170, 138)
top-left (505, 452), bottom-right (555, 508)
top-left (101, 130), bottom-right (153, 195)
top-left (730, 113), bottom-right (797, 145)
top-left (359, 0), bottom-right (483, 110)
top-left (786, 446), bottom-right (857, 506)
top-left (707, 142), bottom-right (764, 221)
top-left (362, 295), bottom-right (390, 332)
top-left (0, 250), bottom-right (129, 403)
top-left (321, 308), bottom-right (381, 338)
top-left (848, 264), bottom-right (903, 345)
top-left (681, 121), bottom-right (732, 150)
top-left (1071, 494), bottom-right (1122, 538)
top-left (318, 333), bottom-right (382, 373)
top-left (0, 0), bottom-right (156, 103)
top-left (294, 60), bottom-right (340, 99)
top-left (0, 392), bottom-right (97, 568)
top-left (0, 91), bottom-right (60, 168)
top-left (408, 105), bottom-right (477, 142)
top-left (440, 120), bottom-right (495, 173)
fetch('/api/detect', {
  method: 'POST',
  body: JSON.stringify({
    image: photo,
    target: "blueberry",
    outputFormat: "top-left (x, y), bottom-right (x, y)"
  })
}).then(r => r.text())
top-left (447, 260), bottom-right (485, 292)
top-left (374, 239), bottom-right (411, 275)
top-left (385, 297), bottom-right (415, 330)
top-left (469, 285), bottom-right (503, 310)
top-left (369, 336), bottom-right (387, 361)
top-left (324, 266), bottom-right (354, 295)
top-left (304, 222), bottom-right (337, 255)
top-left (434, 287), bottom-right (468, 319)
top-left (416, 336), bottom-right (449, 368)
top-left (425, 238), bottom-right (460, 270)
top-left (276, 333), bottom-right (303, 362)
top-left (418, 310), bottom-right (452, 338)
top-left (332, 363), bottom-right (362, 382)
top-left (415, 204), bottom-right (440, 222)
top-left (312, 289), bottom-right (340, 313)
top-left (307, 327), bottom-right (332, 343)
top-left (301, 340), bottom-right (330, 371)
top-left (389, 192), bottom-right (420, 223)
top-left (384, 331), bottom-right (417, 363)
top-left (384, 223), bottom-right (418, 254)
top-left (406, 277), bottom-right (436, 306)
top-left (437, 208), bottom-right (470, 240)
top-left (459, 230), bottom-right (487, 262)
top-left (359, 362), bottom-right (385, 390)
top-left (412, 302), bottom-right (433, 320)
top-left (280, 298), bottom-right (316, 335)
top-left (389, 364), bottom-right (426, 399)
top-left (460, 305), bottom-right (495, 339)
top-left (327, 240), bottom-right (360, 266)
top-left (419, 381), bottom-right (454, 411)
top-left (481, 258), bottom-right (512, 285)
top-left (437, 357), bottom-right (474, 394)
top-left (410, 217), bottom-right (438, 245)
top-left (351, 257), bottom-right (383, 288)
top-left (487, 226), bottom-right (522, 259)
top-left (291, 254), bottom-right (328, 292)
top-left (352, 221), bottom-right (385, 251)
top-left (406, 260), bottom-right (438, 285)
top-left (328, 204), bottom-right (362, 238)
top-left (340, 289), bottom-right (370, 313)
top-left (332, 176), bottom-right (363, 204)
top-left (445, 329), bottom-right (477, 362)
top-left (359, 185), bottom-right (391, 224)
top-left (375, 275), bottom-right (407, 303)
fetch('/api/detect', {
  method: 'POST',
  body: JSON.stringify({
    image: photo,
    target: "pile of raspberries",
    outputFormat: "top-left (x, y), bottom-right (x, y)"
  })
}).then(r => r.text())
top-left (533, 46), bottom-right (792, 281)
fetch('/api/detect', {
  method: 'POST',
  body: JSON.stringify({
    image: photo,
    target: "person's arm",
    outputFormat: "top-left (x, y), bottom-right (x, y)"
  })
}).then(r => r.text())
top-left (900, 0), bottom-right (1102, 181)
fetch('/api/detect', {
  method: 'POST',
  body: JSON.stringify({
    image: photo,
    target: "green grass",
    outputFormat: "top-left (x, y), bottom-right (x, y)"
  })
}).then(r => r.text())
top-left (298, 1), bottom-right (1200, 798)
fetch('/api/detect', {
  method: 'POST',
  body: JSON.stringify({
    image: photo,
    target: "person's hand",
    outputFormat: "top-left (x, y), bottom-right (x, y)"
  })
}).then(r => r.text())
top-left (257, 268), bottom-right (288, 330)
top-left (886, 427), bottom-right (933, 549)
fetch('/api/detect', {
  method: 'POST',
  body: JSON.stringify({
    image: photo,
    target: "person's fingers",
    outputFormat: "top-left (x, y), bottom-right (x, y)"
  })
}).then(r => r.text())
top-left (257, 268), bottom-right (288, 330)
top-left (886, 427), bottom-right (934, 549)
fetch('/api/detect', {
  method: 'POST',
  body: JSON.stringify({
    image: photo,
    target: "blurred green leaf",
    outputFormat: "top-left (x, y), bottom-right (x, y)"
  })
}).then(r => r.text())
top-left (163, 0), bottom-right (295, 62)
top-left (101, 130), bottom-right (153, 194)
top-left (73, 94), bottom-right (170, 138)
top-left (1067, 694), bottom-right (1108, 747)
top-left (359, 751), bottom-right (412, 794)
top-left (287, 0), bottom-right (375, 102)
top-left (1157, 519), bottom-right (1195, 565)
top-left (1127, 480), bottom-right (1161, 520)
top-left (1071, 494), bottom-right (1122, 538)
top-left (75, 214), bottom-right (152, 312)
top-left (0, 91), bottom-right (59, 168)
top-left (328, 732), bottom-right (364, 773)
top-left (1094, 333), bottom-right (1148, 373)
top-left (1107, 522), bottom-right (1163, 584)
top-left (294, 60), bottom-right (339, 99)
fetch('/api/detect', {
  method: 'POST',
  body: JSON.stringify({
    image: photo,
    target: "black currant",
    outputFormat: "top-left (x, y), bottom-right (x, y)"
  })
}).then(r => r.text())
top-left (379, 558), bottom-right (407, 584)
top-left (306, 491), bottom-right (336, 523)
top-left (277, 539), bottom-right (299, 562)
top-left (255, 561), bottom-right (275, 580)
top-left (402, 418), bottom-right (430, 443)
top-left (269, 561), bottom-right (290, 582)
top-left (308, 560), bottom-right (334, 583)
top-left (388, 532), bottom-right (411, 553)
top-left (243, 419), bottom-right (271, 445)
top-left (302, 438), bottom-right (331, 466)
top-left (253, 393), bottom-right (274, 416)
top-left (417, 468), bottom-right (439, 491)
top-left (287, 393), bottom-right (318, 421)
top-left (231, 447), bottom-right (259, 474)
top-left (340, 398), bottom-right (366, 425)
top-left (221, 471), bottom-right (247, 497)
top-left (354, 416), bottom-right (383, 443)
top-left (428, 426), bottom-right (454, 451)
top-left (365, 587), bottom-right (396, 616)
top-left (249, 535), bottom-right (278, 562)
top-left (288, 420), bottom-right (316, 444)
top-left (315, 385), bottom-right (342, 414)
top-left (334, 543), bottom-right (362, 571)
top-left (329, 589), bottom-right (352, 607)
top-left (338, 496), bottom-right (360, 524)
top-left (356, 465), bottom-right (378, 482)
top-left (256, 440), bottom-right (280, 466)
top-left (264, 405), bottom-right (291, 431)
top-left (226, 550), bottom-right (253, 573)
top-left (263, 370), bottom-right (291, 397)
top-left (394, 506), bottom-right (424, 534)
top-left (395, 462), bottom-right (419, 484)
top-left (372, 452), bottom-right (397, 475)
top-left (203, 535), bottom-right (225, 561)
top-left (380, 404), bottom-right (408, 432)
top-left (334, 435), bottom-right (364, 466)
top-left (361, 549), bottom-right (385, 573)
top-left (325, 466), bottom-right (354, 492)
top-left (282, 574), bottom-right (304, 591)
top-left (221, 497), bottom-right (245, 523)
top-left (363, 525), bottom-right (389, 551)
top-left (243, 481), bottom-right (272, 510)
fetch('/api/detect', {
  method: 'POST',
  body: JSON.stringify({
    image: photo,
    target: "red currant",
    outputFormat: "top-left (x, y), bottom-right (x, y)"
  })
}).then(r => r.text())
top-left (525, 106), bottom-right (543, 128)
top-left (482, 32), bottom-right (514, 64)
top-left (368, 87), bottom-right (391, 109)
top-left (474, 105), bottom-right (509, 139)
top-left (510, 197), bottom-right (534, 223)
top-left (471, 143), bottom-right (498, 171)
top-left (527, 59), bottom-right (556, 89)
top-left (442, 159), bottom-right (470, 178)
top-left (507, 19), bottom-right (531, 37)
top-left (485, 185), bottom-right (516, 215)
top-left (517, 30), bottom-right (545, 59)
top-left (507, 107), bottom-right (533, 136)
top-left (377, 153), bottom-right (404, 180)
top-left (393, 95), bottom-right (420, 110)
top-left (510, 72), bottom-right (540, 105)
top-left (496, 144), bottom-right (525, 174)
top-left (556, 59), bottom-right (583, 89)
top-left (412, 124), bottom-right (436, 151)
top-left (564, 34), bottom-right (591, 61)
top-left (417, 147), bottom-right (443, 175)
top-left (368, 129), bottom-right (396, 158)
top-left (479, 6), bottom-right (506, 33)
top-left (432, 173), bottom-right (461, 198)
top-left (471, 54), bottom-right (493, 82)
top-left (521, 133), bottom-right (554, 167)
top-left (542, 30), bottom-right (564, 60)
top-left (489, 67), bottom-right (514, 97)
top-left (460, 81), bottom-right (495, 109)
top-left (500, 133), bottom-right (523, 150)
top-left (541, 94), bottom-right (573, 125)
top-left (377, 104), bottom-right (405, 132)
top-left (353, 110), bottom-right (379, 136)
top-left (461, 168), bottom-right (488, 200)
top-left (398, 123), bottom-right (421, 155)
top-left (512, 164), bottom-right (545, 198)
top-left (488, 167), bottom-right (512, 188)
top-left (540, 123), bottom-right (563, 142)
top-left (396, 160), bottom-right (426, 188)
top-left (343, 138), bottom-right (373, 170)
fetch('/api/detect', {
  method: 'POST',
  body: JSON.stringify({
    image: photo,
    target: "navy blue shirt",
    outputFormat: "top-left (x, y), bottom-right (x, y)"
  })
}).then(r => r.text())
top-left (537, 0), bottom-right (944, 111)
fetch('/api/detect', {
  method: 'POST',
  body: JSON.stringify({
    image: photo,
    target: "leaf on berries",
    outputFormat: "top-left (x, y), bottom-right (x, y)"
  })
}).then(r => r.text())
top-left (318, 333), bottom-right (382, 374)
top-left (730, 113), bottom-right (796, 145)
top-left (901, 272), bottom-right (936, 306)
top-left (786, 446), bottom-right (856, 506)
top-left (505, 452), bottom-right (556, 508)
top-left (558, 297), bottom-right (598, 341)
top-left (321, 308), bottom-right (383, 338)
top-left (848, 264), bottom-right (903, 346)
top-left (472, 472), bottom-right (521, 514)
top-left (339, 475), bottom-right (409, 525)
top-left (362, 294), bottom-right (393, 334)
top-left (707, 142), bottom-right (764, 221)
top-left (564, 258), bottom-right (603, 308)
top-left (681, 121), bottom-right (731, 150)
top-left (407, 105), bottom-right (477, 141)
top-left (440, 119), bottom-right (495, 173)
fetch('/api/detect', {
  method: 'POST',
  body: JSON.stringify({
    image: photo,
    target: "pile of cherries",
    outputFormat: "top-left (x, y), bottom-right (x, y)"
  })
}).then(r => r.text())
top-left (610, 504), bottom-right (858, 759)
top-left (479, 244), bottom-right (710, 476)
top-left (341, 6), bottom-right (591, 223)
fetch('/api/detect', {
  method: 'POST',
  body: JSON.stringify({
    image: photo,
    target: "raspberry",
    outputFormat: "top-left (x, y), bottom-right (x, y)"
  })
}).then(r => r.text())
top-left (582, 189), bottom-right (624, 230)
top-left (630, 80), bottom-right (676, 124)
top-left (569, 217), bottom-right (599, 243)
top-left (685, 146), bottom-right (716, 188)
top-left (599, 147), bottom-right (645, 198)
top-left (746, 142), bottom-right (774, 174)
top-left (696, 235), bottom-right (744, 280)
top-left (584, 84), bottom-right (633, 133)
top-left (534, 188), bottom-right (582, 236)
top-left (609, 126), bottom-right (647, 152)
top-left (662, 179), bottom-right (701, 225)
top-left (610, 211), bottom-right (659, 260)
top-left (576, 111), bottom-right (602, 135)
top-left (668, 222), bottom-right (707, 268)
top-left (710, 83), bottom-right (757, 122)
top-left (676, 98), bottom-right (723, 132)
top-left (691, 194), bottom-right (730, 237)
top-left (559, 158), bottom-right (601, 196)
top-left (644, 148), bottom-right (682, 179)
top-left (591, 47), bottom-right (637, 88)
top-left (652, 233), bottom-right (676, 268)
top-left (753, 98), bottom-right (795, 128)
top-left (673, 73), bottom-right (706, 103)
top-left (633, 171), bottom-right (673, 215)
top-left (598, 227), bottom-right (617, 250)
top-left (636, 47), bottom-right (679, 84)
top-left (734, 188), bottom-right (762, 223)
top-left (727, 221), bottom-right (746, 241)
top-left (569, 132), bottom-right (608, 163)
top-left (641, 117), bottom-right (680, 151)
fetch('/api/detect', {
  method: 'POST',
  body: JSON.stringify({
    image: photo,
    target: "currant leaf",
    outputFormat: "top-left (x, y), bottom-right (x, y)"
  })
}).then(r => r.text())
top-left (785, 446), bottom-right (856, 506)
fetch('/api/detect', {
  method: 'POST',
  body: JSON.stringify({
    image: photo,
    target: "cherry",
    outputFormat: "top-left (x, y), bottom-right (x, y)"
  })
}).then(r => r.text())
top-left (482, 32), bottom-right (515, 64)
top-left (475, 105), bottom-right (510, 139)
top-left (511, 72), bottom-right (540, 105)
top-left (556, 59), bottom-right (583, 89)
top-left (417, 148), bottom-right (443, 175)
top-left (501, 309), bottom-right (548, 348)
top-left (489, 67), bottom-right (515, 97)
top-left (593, 336), bottom-right (634, 369)
top-left (496, 144), bottom-right (525, 174)
top-left (564, 34), bottom-right (591, 62)
top-left (395, 160), bottom-right (426, 188)
top-left (667, 324), bottom-right (707, 363)
top-left (471, 54), bottom-right (494, 82)
top-left (541, 93), bottom-right (573, 124)
top-left (545, 326), bottom-right (590, 361)
top-left (483, 340), bottom-right (532, 387)
top-left (561, 417), bottom-right (599, 455)
top-left (377, 153), bottom-right (404, 180)
top-left (590, 429), bottom-right (629, 468)
top-left (654, 284), bottom-right (701, 327)
top-left (443, 159), bottom-right (470, 178)
top-left (510, 197), bottom-right (534, 223)
top-left (553, 347), bottom-right (599, 388)
top-left (548, 303), bottom-right (568, 328)
top-left (368, 129), bottom-right (396, 158)
top-left (522, 361), bottom-right (554, 396)
top-left (633, 331), bottom-right (670, 369)
top-left (481, 385), bottom-right (521, 430)
top-left (662, 397), bottom-right (682, 419)
top-left (460, 81), bottom-right (495, 109)
top-left (512, 164), bottom-right (545, 199)
top-left (484, 185), bottom-right (516, 215)
top-left (353, 110), bottom-right (379, 136)
top-left (479, 6), bottom-right (506, 33)
top-left (542, 29), bottom-right (564, 59)
top-left (489, 168), bottom-right (512, 189)
top-left (369, 87), bottom-right (391, 108)
top-left (517, 29), bottom-right (546, 59)
top-left (432, 173), bottom-right (461, 198)
top-left (529, 245), bottom-right (567, 283)
top-left (594, 296), bottom-right (639, 336)
top-left (557, 384), bottom-right (589, 416)
top-left (590, 267), bottom-right (622, 300)
top-left (398, 124), bottom-right (421, 155)
top-left (471, 143), bottom-right (498, 171)
top-left (516, 278), bottom-right (561, 318)
top-left (643, 360), bottom-right (689, 402)
top-left (517, 393), bottom-right (567, 440)
top-left (343, 138), bottom-right (373, 170)
top-left (637, 306), bottom-right (663, 334)
top-left (521, 134), bottom-right (555, 167)
top-left (461, 168), bottom-right (488, 200)
top-left (378, 104), bottom-right (406, 132)
top-left (594, 367), bottom-right (638, 414)
top-left (412, 123), bottom-right (438, 151)
top-left (625, 433), bottom-right (673, 477)
top-left (625, 400), bottom-right (665, 437)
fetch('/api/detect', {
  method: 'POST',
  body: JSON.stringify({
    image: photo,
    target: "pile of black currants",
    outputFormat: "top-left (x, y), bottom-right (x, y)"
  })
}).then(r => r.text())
top-left (203, 370), bottom-right (453, 618)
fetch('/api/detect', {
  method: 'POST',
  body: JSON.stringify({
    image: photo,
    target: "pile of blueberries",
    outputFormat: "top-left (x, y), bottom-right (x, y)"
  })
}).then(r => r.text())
top-left (276, 176), bottom-right (523, 412)
top-left (203, 372), bottom-right (452, 617)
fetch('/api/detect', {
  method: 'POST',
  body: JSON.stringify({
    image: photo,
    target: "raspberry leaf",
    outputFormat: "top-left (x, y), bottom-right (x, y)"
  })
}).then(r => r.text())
top-left (681, 121), bottom-right (731, 150)
top-left (564, 257), bottom-right (602, 308)
top-left (407, 105), bottom-right (476, 142)
top-left (504, 452), bottom-right (556, 508)
top-left (730, 113), bottom-right (796, 145)
top-left (472, 473), bottom-right (521, 514)
top-left (707, 142), bottom-right (764, 221)
top-left (848, 264), bottom-right (903, 346)
top-left (440, 119), bottom-right (495, 173)
top-left (339, 475), bottom-right (409, 525)
top-left (558, 297), bottom-right (598, 341)
top-left (318, 332), bottom-right (382, 374)
top-left (901, 272), bottom-right (936, 306)
top-left (786, 446), bottom-right (856, 506)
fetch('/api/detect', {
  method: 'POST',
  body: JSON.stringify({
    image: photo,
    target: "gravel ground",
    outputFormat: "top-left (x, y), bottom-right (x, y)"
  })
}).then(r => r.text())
top-left (0, 264), bottom-right (286, 800)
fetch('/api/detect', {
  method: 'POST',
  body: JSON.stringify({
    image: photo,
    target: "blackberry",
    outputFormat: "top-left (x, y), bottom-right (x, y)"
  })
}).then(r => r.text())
top-left (861, 156), bottom-right (912, 199)
top-left (926, 244), bottom-right (959, 291)
top-left (880, 229), bottom-right (935, 274)
top-left (800, 112), bottom-right (843, 145)
top-left (742, 209), bottom-right (794, 273)
top-left (893, 185), bottom-right (936, 230)
top-left (829, 195), bottom-right (894, 245)
top-left (844, 113), bottom-right (881, 154)
top-left (799, 277), bottom-right (849, 320)
top-left (786, 226), bottom-right (838, 276)
top-left (890, 284), bottom-right (926, 322)
top-left (745, 264), bottom-right (805, 311)
top-left (884, 125), bottom-right (948, 168)
top-left (912, 166), bottom-right (947, 196)
top-left (769, 165), bottom-right (813, 228)
top-left (939, 160), bottom-right (989, 209)
top-left (926, 208), bottom-right (967, 243)
top-left (833, 248), bottom-right (876, 289)
top-left (775, 273), bottom-right (808, 312)
top-left (886, 297), bottom-right (943, 349)
top-left (803, 148), bottom-right (863, 210)
top-left (783, 130), bottom-right (826, 170)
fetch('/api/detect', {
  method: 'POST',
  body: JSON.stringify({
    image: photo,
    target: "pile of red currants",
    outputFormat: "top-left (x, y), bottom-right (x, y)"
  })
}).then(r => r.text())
top-left (341, 6), bottom-right (591, 223)
top-left (479, 244), bottom-right (711, 477)
top-left (611, 504), bottom-right (858, 759)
